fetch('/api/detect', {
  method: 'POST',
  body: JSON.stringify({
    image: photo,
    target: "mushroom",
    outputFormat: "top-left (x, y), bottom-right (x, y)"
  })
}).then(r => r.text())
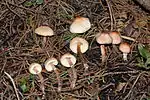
top-left (96, 32), bottom-right (112, 63)
top-left (35, 26), bottom-right (54, 36)
top-left (44, 57), bottom-right (62, 92)
top-left (29, 63), bottom-right (45, 98)
top-left (60, 53), bottom-right (77, 88)
top-left (109, 31), bottom-right (122, 44)
top-left (35, 26), bottom-right (54, 46)
top-left (70, 37), bottom-right (89, 70)
top-left (109, 31), bottom-right (122, 52)
top-left (70, 17), bottom-right (91, 33)
top-left (119, 42), bottom-right (131, 61)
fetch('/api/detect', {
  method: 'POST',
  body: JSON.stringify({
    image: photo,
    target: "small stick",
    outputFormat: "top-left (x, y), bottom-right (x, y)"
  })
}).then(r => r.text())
top-left (121, 35), bottom-right (136, 42)
top-left (4, 72), bottom-right (20, 100)
top-left (105, 0), bottom-right (114, 30)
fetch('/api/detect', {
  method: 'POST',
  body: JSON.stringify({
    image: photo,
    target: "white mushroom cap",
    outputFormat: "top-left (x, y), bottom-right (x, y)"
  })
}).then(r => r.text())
top-left (70, 37), bottom-right (89, 54)
top-left (109, 31), bottom-right (122, 44)
top-left (70, 17), bottom-right (91, 33)
top-left (60, 53), bottom-right (76, 67)
top-left (35, 26), bottom-right (54, 36)
top-left (119, 42), bottom-right (130, 53)
top-left (29, 63), bottom-right (42, 74)
top-left (44, 57), bottom-right (58, 71)
top-left (96, 32), bottom-right (112, 44)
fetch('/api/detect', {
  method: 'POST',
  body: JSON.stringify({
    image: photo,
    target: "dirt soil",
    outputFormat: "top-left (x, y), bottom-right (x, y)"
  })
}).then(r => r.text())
top-left (0, 0), bottom-right (150, 100)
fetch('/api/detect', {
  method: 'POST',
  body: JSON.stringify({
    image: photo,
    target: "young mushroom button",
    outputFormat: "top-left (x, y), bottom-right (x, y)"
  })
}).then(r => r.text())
top-left (119, 42), bottom-right (131, 61)
top-left (70, 17), bottom-right (91, 33)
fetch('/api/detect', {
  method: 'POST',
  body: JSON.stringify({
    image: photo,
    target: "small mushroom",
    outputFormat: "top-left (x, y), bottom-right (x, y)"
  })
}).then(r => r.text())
top-left (35, 26), bottom-right (54, 36)
top-left (60, 53), bottom-right (77, 88)
top-left (44, 57), bottom-right (62, 92)
top-left (70, 17), bottom-right (91, 33)
top-left (70, 37), bottom-right (89, 54)
top-left (70, 37), bottom-right (89, 70)
top-left (109, 31), bottom-right (122, 44)
top-left (119, 42), bottom-right (131, 61)
top-left (96, 32), bottom-right (112, 63)
top-left (35, 26), bottom-right (54, 46)
top-left (29, 63), bottom-right (43, 81)
top-left (29, 63), bottom-right (45, 98)
top-left (60, 53), bottom-right (76, 67)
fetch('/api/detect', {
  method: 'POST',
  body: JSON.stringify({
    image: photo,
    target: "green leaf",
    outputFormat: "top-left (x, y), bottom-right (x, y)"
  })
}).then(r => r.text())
top-left (20, 84), bottom-right (28, 93)
top-left (138, 43), bottom-right (150, 59)
top-left (19, 78), bottom-right (29, 93)
top-left (145, 58), bottom-right (150, 66)
top-left (36, 0), bottom-right (43, 4)
top-left (24, 1), bottom-right (33, 7)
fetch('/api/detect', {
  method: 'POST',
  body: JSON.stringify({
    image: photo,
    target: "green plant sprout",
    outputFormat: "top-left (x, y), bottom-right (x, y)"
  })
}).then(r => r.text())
top-left (137, 43), bottom-right (150, 69)
top-left (24, 0), bottom-right (43, 7)
top-left (63, 33), bottom-right (79, 41)
top-left (19, 74), bottom-right (35, 93)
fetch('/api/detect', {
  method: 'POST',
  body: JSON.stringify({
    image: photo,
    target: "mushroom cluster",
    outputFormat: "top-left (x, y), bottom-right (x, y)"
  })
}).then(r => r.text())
top-left (28, 53), bottom-right (77, 92)
top-left (96, 31), bottom-right (131, 61)
top-left (30, 16), bottom-right (134, 96)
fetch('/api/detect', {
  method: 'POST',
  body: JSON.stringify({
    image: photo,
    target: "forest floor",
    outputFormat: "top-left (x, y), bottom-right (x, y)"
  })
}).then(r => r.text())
top-left (0, 0), bottom-right (150, 100)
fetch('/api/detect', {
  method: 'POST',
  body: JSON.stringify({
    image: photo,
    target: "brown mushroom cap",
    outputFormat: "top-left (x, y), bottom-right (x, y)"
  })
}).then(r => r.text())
top-left (109, 31), bottom-right (122, 44)
top-left (70, 37), bottom-right (89, 54)
top-left (119, 42), bottom-right (130, 53)
top-left (45, 57), bottom-right (58, 71)
top-left (60, 53), bottom-right (76, 67)
top-left (35, 26), bottom-right (54, 36)
top-left (70, 17), bottom-right (91, 33)
top-left (96, 32), bottom-right (112, 44)
top-left (29, 63), bottom-right (42, 74)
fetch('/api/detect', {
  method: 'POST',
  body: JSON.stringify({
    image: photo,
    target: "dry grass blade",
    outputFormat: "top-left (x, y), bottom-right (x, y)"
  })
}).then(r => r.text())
top-left (4, 72), bottom-right (20, 100)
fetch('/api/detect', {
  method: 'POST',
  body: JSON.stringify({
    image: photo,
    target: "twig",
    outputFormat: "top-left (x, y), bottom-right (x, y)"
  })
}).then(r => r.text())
top-left (105, 0), bottom-right (113, 30)
top-left (4, 72), bottom-right (20, 100)
top-left (123, 72), bottom-right (143, 100)
top-left (77, 70), bottom-right (139, 83)
top-left (121, 35), bottom-right (136, 42)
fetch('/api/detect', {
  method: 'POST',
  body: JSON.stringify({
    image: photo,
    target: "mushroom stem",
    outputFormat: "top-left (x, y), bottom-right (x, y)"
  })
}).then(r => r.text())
top-left (29, 63), bottom-right (45, 98)
top-left (42, 37), bottom-right (47, 47)
top-left (123, 53), bottom-right (128, 61)
top-left (37, 73), bottom-right (45, 99)
top-left (77, 42), bottom-right (89, 71)
top-left (66, 57), bottom-right (74, 67)
top-left (70, 67), bottom-right (77, 88)
top-left (54, 69), bottom-right (62, 92)
top-left (50, 64), bottom-right (62, 92)
top-left (100, 45), bottom-right (106, 63)
top-left (121, 35), bottom-right (135, 42)
top-left (66, 57), bottom-right (77, 88)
